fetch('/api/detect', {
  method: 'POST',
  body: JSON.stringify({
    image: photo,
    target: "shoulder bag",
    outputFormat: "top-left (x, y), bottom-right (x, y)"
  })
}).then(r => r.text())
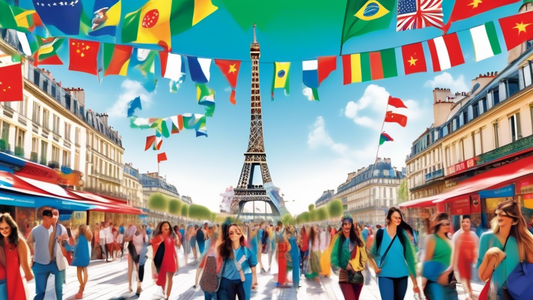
top-left (379, 233), bottom-right (397, 269)
top-left (506, 252), bottom-right (533, 300)
top-left (347, 244), bottom-right (364, 285)
top-left (479, 235), bottom-right (511, 300)
top-left (199, 255), bottom-right (219, 293)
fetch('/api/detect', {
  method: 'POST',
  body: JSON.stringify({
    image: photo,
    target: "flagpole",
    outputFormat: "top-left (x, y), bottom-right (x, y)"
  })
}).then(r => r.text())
top-left (373, 98), bottom-right (390, 171)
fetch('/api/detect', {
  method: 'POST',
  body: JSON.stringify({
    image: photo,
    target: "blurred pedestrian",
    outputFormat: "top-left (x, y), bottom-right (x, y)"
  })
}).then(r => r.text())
top-left (151, 221), bottom-right (178, 299)
top-left (452, 215), bottom-right (479, 299)
top-left (71, 224), bottom-right (92, 299)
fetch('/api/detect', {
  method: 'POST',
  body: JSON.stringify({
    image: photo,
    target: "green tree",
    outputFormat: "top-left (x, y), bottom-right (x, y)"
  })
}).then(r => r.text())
top-left (308, 204), bottom-right (315, 212)
top-left (181, 204), bottom-right (189, 218)
top-left (397, 178), bottom-right (409, 204)
top-left (296, 212), bottom-right (310, 224)
top-left (189, 204), bottom-right (212, 220)
top-left (168, 198), bottom-right (183, 216)
top-left (327, 199), bottom-right (343, 218)
top-left (317, 207), bottom-right (330, 221)
top-left (148, 193), bottom-right (168, 212)
top-left (281, 213), bottom-right (295, 226)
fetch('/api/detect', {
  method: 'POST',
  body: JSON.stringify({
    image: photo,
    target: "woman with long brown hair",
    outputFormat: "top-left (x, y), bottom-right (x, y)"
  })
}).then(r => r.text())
top-left (305, 224), bottom-right (322, 281)
top-left (478, 200), bottom-right (533, 299)
top-left (151, 221), bottom-right (179, 299)
top-left (0, 212), bottom-right (33, 300)
top-left (330, 215), bottom-right (367, 299)
top-left (216, 223), bottom-right (257, 300)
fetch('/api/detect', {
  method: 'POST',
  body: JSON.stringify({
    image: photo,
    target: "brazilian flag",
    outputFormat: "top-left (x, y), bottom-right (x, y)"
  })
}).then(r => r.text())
top-left (342, 0), bottom-right (396, 44)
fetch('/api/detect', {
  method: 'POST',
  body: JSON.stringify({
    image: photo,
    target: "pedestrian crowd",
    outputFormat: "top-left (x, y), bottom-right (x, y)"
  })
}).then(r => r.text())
top-left (0, 199), bottom-right (533, 300)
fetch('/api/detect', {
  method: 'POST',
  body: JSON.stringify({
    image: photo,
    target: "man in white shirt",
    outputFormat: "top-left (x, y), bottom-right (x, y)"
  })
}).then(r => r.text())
top-left (104, 222), bottom-right (115, 261)
top-left (99, 222), bottom-right (107, 261)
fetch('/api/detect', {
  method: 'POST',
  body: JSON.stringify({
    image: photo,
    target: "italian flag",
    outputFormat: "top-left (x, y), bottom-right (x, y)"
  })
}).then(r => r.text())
top-left (470, 22), bottom-right (501, 62)
top-left (427, 33), bottom-right (465, 72)
top-left (342, 48), bottom-right (397, 84)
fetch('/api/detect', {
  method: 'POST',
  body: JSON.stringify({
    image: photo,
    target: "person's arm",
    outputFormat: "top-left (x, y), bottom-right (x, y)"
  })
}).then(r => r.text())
top-left (57, 225), bottom-right (68, 240)
top-left (17, 239), bottom-right (34, 282)
top-left (26, 231), bottom-right (34, 256)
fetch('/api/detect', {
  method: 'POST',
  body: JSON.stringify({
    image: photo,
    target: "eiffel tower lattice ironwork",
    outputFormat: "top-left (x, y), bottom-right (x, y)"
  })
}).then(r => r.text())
top-left (232, 25), bottom-right (282, 219)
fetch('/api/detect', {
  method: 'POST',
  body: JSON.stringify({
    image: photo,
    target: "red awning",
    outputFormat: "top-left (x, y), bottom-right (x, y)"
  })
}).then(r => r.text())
top-left (399, 195), bottom-right (439, 208)
top-left (0, 171), bottom-right (67, 199)
top-left (15, 175), bottom-right (79, 200)
top-left (434, 155), bottom-right (533, 204)
top-left (68, 190), bottom-right (144, 215)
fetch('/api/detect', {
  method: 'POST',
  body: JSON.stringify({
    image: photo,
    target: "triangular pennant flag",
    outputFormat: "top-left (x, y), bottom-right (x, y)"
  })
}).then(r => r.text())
top-left (272, 62), bottom-right (290, 100)
top-left (388, 96), bottom-right (407, 109)
top-left (127, 96), bottom-right (142, 118)
top-left (215, 59), bottom-right (240, 104)
top-left (379, 132), bottom-right (394, 145)
top-left (187, 56), bottom-right (211, 83)
top-left (145, 135), bottom-right (156, 151)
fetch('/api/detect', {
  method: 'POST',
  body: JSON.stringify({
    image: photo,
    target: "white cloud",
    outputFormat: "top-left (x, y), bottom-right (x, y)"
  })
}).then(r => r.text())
top-left (302, 87), bottom-right (315, 101)
top-left (344, 84), bottom-right (422, 129)
top-left (424, 72), bottom-right (469, 93)
top-left (107, 79), bottom-right (154, 118)
top-left (307, 116), bottom-right (347, 154)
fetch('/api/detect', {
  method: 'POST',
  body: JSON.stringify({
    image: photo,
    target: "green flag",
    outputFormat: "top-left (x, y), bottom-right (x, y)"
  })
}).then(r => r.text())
top-left (342, 0), bottom-right (396, 44)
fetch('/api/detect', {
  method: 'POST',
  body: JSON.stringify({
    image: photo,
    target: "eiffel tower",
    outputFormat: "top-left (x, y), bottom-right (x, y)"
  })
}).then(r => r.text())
top-left (232, 25), bottom-right (284, 219)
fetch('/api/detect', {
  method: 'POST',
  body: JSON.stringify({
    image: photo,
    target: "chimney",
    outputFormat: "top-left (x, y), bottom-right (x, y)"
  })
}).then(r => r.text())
top-left (433, 88), bottom-right (454, 127)
top-left (64, 87), bottom-right (86, 107)
top-left (471, 72), bottom-right (497, 93)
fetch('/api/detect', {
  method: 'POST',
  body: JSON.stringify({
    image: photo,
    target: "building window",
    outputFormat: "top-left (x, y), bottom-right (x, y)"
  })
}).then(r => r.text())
top-left (530, 106), bottom-right (533, 133)
top-left (53, 114), bottom-right (60, 134)
top-left (480, 98), bottom-right (487, 114)
top-left (62, 150), bottom-right (70, 167)
top-left (472, 102), bottom-right (479, 118)
top-left (40, 140), bottom-right (47, 162)
top-left (32, 102), bottom-right (40, 124)
top-left (445, 147), bottom-right (450, 167)
top-left (493, 89), bottom-right (500, 106)
top-left (42, 109), bottom-right (49, 130)
top-left (509, 113), bottom-right (522, 142)
top-left (17, 98), bottom-right (27, 116)
top-left (480, 127), bottom-right (484, 154)
top-left (15, 128), bottom-right (24, 148)
top-left (64, 123), bottom-right (71, 142)
top-left (462, 111), bottom-right (468, 124)
top-left (493, 122), bottom-right (499, 148)
top-left (472, 132), bottom-right (476, 156)
top-left (52, 146), bottom-right (60, 162)
top-left (75, 128), bottom-right (80, 145)
top-left (459, 139), bottom-right (465, 162)
top-left (32, 137), bottom-right (38, 153)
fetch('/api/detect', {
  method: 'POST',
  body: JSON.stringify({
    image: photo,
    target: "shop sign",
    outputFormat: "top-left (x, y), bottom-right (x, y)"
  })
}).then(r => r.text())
top-left (451, 198), bottom-right (471, 215)
top-left (477, 134), bottom-right (533, 165)
top-left (517, 176), bottom-right (533, 209)
top-left (479, 184), bottom-right (515, 198)
top-left (471, 194), bottom-right (481, 214)
top-left (447, 157), bottom-right (477, 176)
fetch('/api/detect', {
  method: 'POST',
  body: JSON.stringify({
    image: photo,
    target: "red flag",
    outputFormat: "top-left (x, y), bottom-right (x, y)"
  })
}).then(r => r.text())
top-left (145, 135), bottom-right (156, 151)
top-left (318, 56), bottom-right (336, 85)
top-left (385, 111), bottom-right (408, 127)
top-left (215, 59), bottom-right (241, 105)
top-left (157, 152), bottom-right (168, 164)
top-left (499, 11), bottom-right (533, 50)
top-left (401, 42), bottom-right (427, 75)
top-left (68, 39), bottom-right (100, 75)
top-left (447, 0), bottom-right (520, 24)
top-left (388, 96), bottom-right (408, 109)
top-left (0, 63), bottom-right (23, 101)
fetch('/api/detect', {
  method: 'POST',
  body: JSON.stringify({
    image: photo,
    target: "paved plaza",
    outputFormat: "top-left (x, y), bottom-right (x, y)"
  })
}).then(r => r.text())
top-left (28, 249), bottom-right (483, 300)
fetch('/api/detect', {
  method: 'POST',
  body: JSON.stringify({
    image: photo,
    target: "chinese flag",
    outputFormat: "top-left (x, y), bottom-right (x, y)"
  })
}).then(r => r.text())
top-left (401, 42), bottom-right (427, 75)
top-left (215, 59), bottom-right (241, 105)
top-left (68, 39), bottom-right (100, 75)
top-left (0, 63), bottom-right (23, 101)
top-left (388, 96), bottom-right (408, 109)
top-left (499, 11), bottom-right (533, 50)
top-left (157, 152), bottom-right (167, 164)
top-left (385, 111), bottom-right (408, 127)
top-left (448, 0), bottom-right (520, 23)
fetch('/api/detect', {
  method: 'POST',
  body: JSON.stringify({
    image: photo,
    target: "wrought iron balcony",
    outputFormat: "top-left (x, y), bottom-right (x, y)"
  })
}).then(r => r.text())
top-left (83, 187), bottom-right (128, 201)
top-left (91, 170), bottom-right (121, 184)
top-left (477, 135), bottom-right (533, 165)
top-left (425, 168), bottom-right (444, 182)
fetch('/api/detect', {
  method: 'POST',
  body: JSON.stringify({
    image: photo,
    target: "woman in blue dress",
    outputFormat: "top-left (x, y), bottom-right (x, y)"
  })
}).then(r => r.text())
top-left (71, 224), bottom-right (93, 299)
top-left (287, 225), bottom-right (301, 288)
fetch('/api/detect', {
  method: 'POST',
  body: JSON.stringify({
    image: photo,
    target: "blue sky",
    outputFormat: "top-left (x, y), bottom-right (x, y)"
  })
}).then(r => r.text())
top-left (32, 0), bottom-right (523, 214)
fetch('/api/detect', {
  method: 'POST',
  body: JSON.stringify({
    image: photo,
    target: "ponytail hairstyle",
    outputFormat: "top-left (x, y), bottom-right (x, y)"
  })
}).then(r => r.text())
top-left (492, 200), bottom-right (533, 261)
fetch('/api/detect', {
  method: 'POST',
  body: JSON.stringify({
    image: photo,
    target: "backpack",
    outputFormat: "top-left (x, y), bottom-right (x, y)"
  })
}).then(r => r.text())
top-left (200, 255), bottom-right (219, 293)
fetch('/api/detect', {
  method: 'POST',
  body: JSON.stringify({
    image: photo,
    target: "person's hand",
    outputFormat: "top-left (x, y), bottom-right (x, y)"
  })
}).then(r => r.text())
top-left (25, 273), bottom-right (34, 282)
top-left (252, 278), bottom-right (257, 287)
top-left (375, 267), bottom-right (382, 274)
top-left (413, 285), bottom-right (420, 294)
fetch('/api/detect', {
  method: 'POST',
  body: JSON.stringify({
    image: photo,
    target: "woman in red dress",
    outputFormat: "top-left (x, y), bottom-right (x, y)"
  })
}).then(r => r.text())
top-left (0, 213), bottom-right (33, 300)
top-left (151, 221), bottom-right (178, 300)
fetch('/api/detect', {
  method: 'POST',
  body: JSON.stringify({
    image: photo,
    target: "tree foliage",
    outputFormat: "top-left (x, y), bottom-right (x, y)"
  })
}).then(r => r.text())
top-left (317, 206), bottom-right (330, 221)
top-left (281, 213), bottom-right (295, 226)
top-left (397, 178), bottom-right (409, 204)
top-left (189, 204), bottom-right (212, 220)
top-left (181, 204), bottom-right (189, 218)
top-left (168, 198), bottom-right (183, 216)
top-left (148, 193), bottom-right (168, 212)
top-left (310, 209), bottom-right (318, 222)
top-left (308, 204), bottom-right (315, 212)
top-left (296, 212), bottom-right (310, 224)
top-left (327, 199), bottom-right (343, 218)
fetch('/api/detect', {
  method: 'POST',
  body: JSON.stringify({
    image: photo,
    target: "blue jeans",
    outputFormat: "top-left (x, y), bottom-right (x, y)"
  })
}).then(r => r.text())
top-left (378, 276), bottom-right (408, 300)
top-left (217, 277), bottom-right (245, 300)
top-left (32, 262), bottom-right (65, 300)
top-left (243, 273), bottom-right (252, 300)
top-left (204, 291), bottom-right (217, 300)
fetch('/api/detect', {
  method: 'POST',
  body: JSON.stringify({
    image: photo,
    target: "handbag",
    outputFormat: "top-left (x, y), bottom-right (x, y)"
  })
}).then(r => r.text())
top-left (480, 235), bottom-right (510, 300)
top-left (506, 254), bottom-right (533, 300)
top-left (347, 244), bottom-right (364, 285)
top-left (199, 255), bottom-right (219, 293)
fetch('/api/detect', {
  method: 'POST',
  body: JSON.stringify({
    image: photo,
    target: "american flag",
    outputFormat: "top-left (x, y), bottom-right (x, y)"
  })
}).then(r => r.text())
top-left (397, 0), bottom-right (444, 31)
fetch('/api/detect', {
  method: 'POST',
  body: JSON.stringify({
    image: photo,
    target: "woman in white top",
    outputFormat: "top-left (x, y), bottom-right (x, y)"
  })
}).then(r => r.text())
top-left (124, 224), bottom-right (148, 295)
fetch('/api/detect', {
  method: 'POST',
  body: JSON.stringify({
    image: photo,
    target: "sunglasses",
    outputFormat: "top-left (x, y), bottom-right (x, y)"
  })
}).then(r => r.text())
top-left (495, 211), bottom-right (511, 218)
